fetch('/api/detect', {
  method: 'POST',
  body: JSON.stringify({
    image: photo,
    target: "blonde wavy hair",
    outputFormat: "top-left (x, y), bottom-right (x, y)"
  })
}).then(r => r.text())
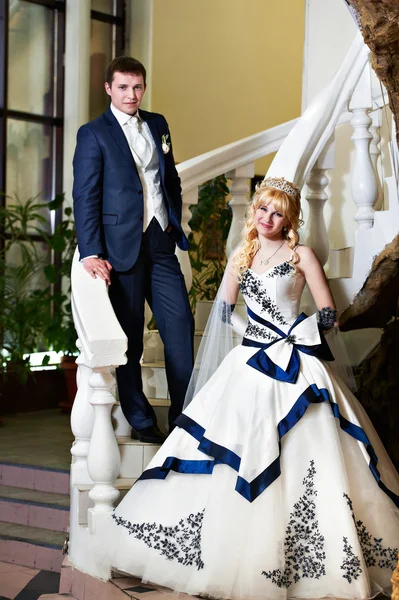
top-left (232, 181), bottom-right (303, 279)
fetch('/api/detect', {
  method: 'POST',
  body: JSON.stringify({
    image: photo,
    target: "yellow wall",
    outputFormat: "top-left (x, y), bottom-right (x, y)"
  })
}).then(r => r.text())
top-left (148, 0), bottom-right (305, 175)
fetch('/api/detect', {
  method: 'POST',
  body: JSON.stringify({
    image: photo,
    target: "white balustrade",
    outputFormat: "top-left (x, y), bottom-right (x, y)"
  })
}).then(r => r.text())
top-left (87, 367), bottom-right (121, 521)
top-left (70, 249), bottom-right (127, 509)
top-left (70, 340), bottom-right (94, 485)
top-left (369, 109), bottom-right (384, 210)
top-left (349, 64), bottom-right (379, 230)
top-left (226, 164), bottom-right (255, 257)
top-left (304, 138), bottom-right (335, 266)
top-left (177, 188), bottom-right (198, 291)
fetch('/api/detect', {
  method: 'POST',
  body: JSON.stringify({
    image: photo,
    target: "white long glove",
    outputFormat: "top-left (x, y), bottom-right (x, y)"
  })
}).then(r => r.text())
top-left (230, 312), bottom-right (247, 337)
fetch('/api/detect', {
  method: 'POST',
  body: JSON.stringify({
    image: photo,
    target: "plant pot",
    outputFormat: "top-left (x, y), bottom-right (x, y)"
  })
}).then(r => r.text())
top-left (0, 369), bottom-right (68, 415)
top-left (58, 356), bottom-right (78, 412)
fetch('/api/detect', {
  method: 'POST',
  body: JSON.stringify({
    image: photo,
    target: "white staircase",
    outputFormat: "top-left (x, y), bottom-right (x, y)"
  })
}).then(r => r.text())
top-left (67, 31), bottom-right (399, 579)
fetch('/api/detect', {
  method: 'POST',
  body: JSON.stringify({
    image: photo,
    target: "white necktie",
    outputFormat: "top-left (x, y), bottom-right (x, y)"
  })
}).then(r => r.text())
top-left (126, 116), bottom-right (151, 167)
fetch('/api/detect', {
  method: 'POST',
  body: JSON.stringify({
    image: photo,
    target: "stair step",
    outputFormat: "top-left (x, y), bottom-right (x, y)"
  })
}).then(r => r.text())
top-left (73, 436), bottom-right (158, 484)
top-left (0, 462), bottom-right (70, 494)
top-left (117, 438), bottom-right (159, 479)
top-left (38, 594), bottom-right (77, 600)
top-left (60, 556), bottom-right (178, 600)
top-left (0, 521), bottom-right (65, 572)
top-left (115, 398), bottom-right (170, 407)
top-left (75, 477), bottom-right (137, 492)
top-left (149, 397), bottom-right (170, 407)
top-left (0, 484), bottom-right (69, 532)
top-left (0, 484), bottom-right (69, 507)
top-left (0, 521), bottom-right (65, 547)
top-left (141, 360), bottom-right (165, 369)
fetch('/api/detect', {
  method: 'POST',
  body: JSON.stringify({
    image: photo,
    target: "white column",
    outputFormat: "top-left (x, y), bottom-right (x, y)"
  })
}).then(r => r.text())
top-left (226, 164), bottom-right (255, 257)
top-left (369, 109), bottom-right (383, 211)
top-left (349, 65), bottom-right (378, 230)
top-left (176, 188), bottom-right (198, 291)
top-left (70, 340), bottom-right (94, 485)
top-left (127, 0), bottom-right (154, 111)
top-left (63, 0), bottom-right (91, 205)
top-left (87, 367), bottom-right (120, 523)
top-left (304, 137), bottom-right (335, 266)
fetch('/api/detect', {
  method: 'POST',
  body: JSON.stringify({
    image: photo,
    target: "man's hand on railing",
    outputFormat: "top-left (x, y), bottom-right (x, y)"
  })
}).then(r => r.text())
top-left (82, 257), bottom-right (113, 285)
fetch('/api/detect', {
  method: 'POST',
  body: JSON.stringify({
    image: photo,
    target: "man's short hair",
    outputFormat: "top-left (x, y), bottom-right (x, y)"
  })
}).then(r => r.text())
top-left (106, 56), bottom-right (147, 86)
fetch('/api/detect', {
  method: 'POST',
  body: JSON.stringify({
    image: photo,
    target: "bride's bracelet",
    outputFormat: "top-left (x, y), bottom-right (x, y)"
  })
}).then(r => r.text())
top-left (317, 307), bottom-right (337, 330)
top-left (219, 300), bottom-right (236, 325)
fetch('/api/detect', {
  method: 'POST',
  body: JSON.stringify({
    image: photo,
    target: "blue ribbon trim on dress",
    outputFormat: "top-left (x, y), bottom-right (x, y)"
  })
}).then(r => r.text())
top-left (137, 386), bottom-right (399, 508)
top-left (243, 309), bottom-right (334, 384)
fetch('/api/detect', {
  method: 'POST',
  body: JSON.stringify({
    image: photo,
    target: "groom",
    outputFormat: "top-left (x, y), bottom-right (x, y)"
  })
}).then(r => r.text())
top-left (73, 56), bottom-right (194, 443)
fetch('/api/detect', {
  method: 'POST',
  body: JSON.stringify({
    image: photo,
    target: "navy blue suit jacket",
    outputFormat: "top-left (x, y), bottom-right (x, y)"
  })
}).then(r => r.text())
top-left (73, 107), bottom-right (189, 272)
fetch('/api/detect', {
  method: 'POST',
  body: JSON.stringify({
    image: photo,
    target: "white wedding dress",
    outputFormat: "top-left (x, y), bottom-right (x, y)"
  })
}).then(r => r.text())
top-left (107, 261), bottom-right (399, 600)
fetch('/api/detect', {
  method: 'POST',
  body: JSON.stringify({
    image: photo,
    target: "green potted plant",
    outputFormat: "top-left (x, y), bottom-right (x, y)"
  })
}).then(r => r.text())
top-left (0, 194), bottom-right (69, 412)
top-left (188, 175), bottom-right (232, 312)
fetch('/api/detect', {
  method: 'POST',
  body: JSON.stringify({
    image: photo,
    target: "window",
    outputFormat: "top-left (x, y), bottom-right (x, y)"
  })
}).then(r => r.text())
top-left (0, 0), bottom-right (65, 362)
top-left (1, 0), bottom-right (65, 211)
top-left (90, 0), bottom-right (125, 120)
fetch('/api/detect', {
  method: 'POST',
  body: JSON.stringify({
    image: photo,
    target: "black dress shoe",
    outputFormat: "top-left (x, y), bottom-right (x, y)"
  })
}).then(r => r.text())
top-left (131, 425), bottom-right (166, 444)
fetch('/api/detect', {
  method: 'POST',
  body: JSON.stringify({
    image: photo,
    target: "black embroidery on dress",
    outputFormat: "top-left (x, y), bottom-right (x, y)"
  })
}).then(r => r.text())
top-left (341, 537), bottom-right (362, 583)
top-left (265, 261), bottom-right (295, 279)
top-left (245, 322), bottom-right (278, 342)
top-left (112, 509), bottom-right (205, 570)
top-left (261, 460), bottom-right (326, 588)
top-left (240, 270), bottom-right (289, 326)
top-left (341, 494), bottom-right (398, 575)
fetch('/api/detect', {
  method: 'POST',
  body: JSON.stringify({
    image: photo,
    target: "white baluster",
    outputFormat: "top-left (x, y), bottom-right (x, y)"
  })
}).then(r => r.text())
top-left (176, 188), bottom-right (198, 291)
top-left (349, 65), bottom-right (378, 230)
top-left (369, 109), bottom-right (383, 211)
top-left (304, 138), bottom-right (334, 267)
top-left (87, 367), bottom-right (120, 524)
top-left (70, 339), bottom-right (94, 486)
top-left (226, 164), bottom-right (255, 257)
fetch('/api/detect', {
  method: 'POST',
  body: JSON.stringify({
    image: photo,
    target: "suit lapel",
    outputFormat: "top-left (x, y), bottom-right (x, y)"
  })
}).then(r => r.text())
top-left (142, 113), bottom-right (165, 181)
top-left (104, 108), bottom-right (139, 175)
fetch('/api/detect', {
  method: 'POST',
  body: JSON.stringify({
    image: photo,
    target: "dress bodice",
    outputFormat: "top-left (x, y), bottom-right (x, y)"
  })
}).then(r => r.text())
top-left (239, 261), bottom-right (306, 343)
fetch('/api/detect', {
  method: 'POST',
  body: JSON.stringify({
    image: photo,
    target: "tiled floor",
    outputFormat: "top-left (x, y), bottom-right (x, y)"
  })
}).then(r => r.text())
top-left (0, 561), bottom-right (60, 599)
top-left (0, 411), bottom-right (73, 470)
top-left (112, 574), bottom-right (190, 599)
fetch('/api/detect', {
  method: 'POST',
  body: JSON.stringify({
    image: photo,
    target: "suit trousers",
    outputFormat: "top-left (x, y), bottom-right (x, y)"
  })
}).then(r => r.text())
top-left (108, 218), bottom-right (195, 431)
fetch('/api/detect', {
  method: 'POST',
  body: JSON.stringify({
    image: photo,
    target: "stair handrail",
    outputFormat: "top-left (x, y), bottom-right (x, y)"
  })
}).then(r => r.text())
top-left (267, 32), bottom-right (370, 186)
top-left (71, 248), bottom-right (127, 368)
top-left (177, 119), bottom-right (297, 193)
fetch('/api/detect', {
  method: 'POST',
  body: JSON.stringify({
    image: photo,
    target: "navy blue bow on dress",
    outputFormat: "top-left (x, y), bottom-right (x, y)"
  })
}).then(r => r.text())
top-left (243, 309), bottom-right (334, 384)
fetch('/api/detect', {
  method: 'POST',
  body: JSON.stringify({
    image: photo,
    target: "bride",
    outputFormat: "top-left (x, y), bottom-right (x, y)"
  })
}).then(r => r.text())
top-left (106, 177), bottom-right (399, 600)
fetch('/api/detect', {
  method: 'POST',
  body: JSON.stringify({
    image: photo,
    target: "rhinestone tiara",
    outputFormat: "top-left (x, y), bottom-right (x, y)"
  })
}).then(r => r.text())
top-left (259, 177), bottom-right (301, 201)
